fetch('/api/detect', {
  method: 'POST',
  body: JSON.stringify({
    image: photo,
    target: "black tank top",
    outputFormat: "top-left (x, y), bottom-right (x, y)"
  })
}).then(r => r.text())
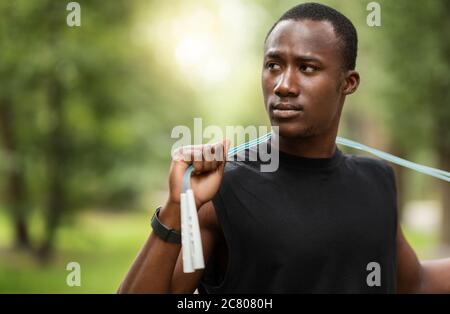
top-left (198, 143), bottom-right (397, 293)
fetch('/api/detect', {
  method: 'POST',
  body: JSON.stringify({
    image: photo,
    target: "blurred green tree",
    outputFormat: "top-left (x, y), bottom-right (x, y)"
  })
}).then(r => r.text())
top-left (0, 0), bottom-right (197, 259)
top-left (380, 0), bottom-right (450, 245)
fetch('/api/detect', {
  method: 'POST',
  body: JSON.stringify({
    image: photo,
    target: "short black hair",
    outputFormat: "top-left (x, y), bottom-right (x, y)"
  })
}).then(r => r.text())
top-left (265, 2), bottom-right (358, 70)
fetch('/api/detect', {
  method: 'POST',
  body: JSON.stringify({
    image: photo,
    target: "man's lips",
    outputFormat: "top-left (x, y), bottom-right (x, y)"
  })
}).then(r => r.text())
top-left (270, 103), bottom-right (304, 119)
top-left (272, 102), bottom-right (304, 111)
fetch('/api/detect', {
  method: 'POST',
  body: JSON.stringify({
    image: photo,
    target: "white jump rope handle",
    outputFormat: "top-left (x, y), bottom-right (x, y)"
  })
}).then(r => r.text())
top-left (180, 189), bottom-right (204, 273)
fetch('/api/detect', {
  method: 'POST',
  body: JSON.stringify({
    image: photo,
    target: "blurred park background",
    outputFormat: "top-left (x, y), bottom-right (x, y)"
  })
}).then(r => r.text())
top-left (0, 0), bottom-right (449, 293)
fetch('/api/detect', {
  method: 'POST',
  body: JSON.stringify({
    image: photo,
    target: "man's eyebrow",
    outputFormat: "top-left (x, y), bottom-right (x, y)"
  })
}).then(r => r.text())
top-left (264, 50), bottom-right (323, 63)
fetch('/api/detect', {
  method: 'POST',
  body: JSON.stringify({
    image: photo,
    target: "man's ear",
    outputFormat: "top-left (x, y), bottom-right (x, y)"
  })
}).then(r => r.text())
top-left (342, 70), bottom-right (360, 95)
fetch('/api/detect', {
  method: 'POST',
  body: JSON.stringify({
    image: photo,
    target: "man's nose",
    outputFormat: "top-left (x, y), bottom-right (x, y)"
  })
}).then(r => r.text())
top-left (273, 66), bottom-right (300, 97)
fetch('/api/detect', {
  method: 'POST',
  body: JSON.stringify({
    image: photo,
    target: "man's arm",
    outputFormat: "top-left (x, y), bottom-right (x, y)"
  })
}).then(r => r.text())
top-left (117, 141), bottom-right (229, 293)
top-left (117, 201), bottom-right (219, 293)
top-left (396, 224), bottom-right (450, 293)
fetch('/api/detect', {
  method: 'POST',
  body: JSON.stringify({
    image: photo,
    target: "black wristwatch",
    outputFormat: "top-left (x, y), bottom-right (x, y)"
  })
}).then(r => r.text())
top-left (151, 206), bottom-right (182, 244)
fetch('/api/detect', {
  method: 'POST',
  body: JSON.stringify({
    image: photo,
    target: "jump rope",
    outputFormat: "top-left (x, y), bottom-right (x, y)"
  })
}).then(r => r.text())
top-left (179, 131), bottom-right (450, 273)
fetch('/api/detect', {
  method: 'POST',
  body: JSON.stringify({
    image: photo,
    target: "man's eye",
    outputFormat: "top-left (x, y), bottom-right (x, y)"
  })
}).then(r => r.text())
top-left (267, 63), bottom-right (281, 71)
top-left (299, 64), bottom-right (317, 73)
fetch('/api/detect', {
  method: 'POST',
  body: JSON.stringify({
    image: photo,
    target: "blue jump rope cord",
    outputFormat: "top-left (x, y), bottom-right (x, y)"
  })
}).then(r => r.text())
top-left (183, 133), bottom-right (450, 192)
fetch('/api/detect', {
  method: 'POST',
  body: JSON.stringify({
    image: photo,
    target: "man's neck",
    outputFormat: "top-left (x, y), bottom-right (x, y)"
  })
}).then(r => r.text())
top-left (272, 131), bottom-right (337, 159)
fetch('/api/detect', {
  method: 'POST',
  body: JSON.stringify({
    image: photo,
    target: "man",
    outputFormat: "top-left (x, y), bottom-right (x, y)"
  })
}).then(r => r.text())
top-left (118, 3), bottom-right (450, 293)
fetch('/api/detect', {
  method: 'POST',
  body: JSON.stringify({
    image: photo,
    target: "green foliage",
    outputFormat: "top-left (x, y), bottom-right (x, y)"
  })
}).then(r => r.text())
top-left (378, 0), bottom-right (450, 154)
top-left (0, 0), bottom-right (196, 215)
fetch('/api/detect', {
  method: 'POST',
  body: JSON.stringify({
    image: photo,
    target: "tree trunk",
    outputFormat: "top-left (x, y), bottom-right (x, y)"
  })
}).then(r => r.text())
top-left (0, 99), bottom-right (32, 250)
top-left (38, 77), bottom-right (66, 261)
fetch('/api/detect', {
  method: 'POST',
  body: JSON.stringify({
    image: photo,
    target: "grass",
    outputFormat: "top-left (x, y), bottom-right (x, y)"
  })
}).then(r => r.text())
top-left (0, 209), bottom-right (151, 293)
top-left (0, 208), bottom-right (441, 293)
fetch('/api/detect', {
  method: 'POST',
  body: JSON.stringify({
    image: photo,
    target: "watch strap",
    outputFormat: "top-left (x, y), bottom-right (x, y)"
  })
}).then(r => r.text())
top-left (151, 206), bottom-right (182, 244)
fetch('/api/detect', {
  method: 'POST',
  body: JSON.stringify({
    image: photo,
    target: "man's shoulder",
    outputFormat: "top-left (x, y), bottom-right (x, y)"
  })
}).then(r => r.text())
top-left (343, 152), bottom-right (395, 184)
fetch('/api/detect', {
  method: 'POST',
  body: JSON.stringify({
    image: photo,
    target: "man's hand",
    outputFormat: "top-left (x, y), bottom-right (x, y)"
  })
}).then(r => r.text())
top-left (168, 139), bottom-right (230, 208)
